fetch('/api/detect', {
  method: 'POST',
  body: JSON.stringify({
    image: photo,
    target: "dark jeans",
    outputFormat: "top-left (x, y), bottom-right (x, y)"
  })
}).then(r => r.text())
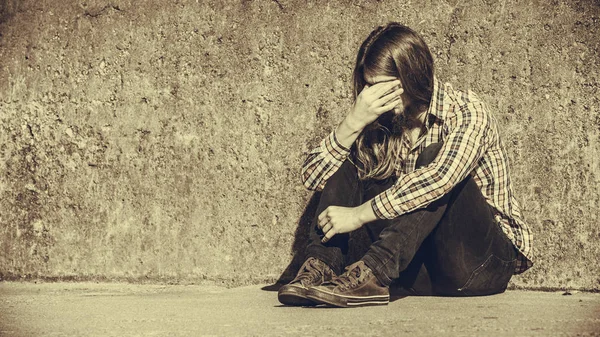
top-left (306, 143), bottom-right (517, 296)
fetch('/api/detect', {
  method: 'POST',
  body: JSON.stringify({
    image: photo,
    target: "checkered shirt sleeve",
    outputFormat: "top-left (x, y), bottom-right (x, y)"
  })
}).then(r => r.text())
top-left (371, 98), bottom-right (492, 219)
top-left (301, 130), bottom-right (350, 191)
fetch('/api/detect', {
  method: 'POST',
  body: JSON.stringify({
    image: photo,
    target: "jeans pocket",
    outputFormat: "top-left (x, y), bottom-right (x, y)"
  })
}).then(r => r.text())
top-left (458, 254), bottom-right (516, 296)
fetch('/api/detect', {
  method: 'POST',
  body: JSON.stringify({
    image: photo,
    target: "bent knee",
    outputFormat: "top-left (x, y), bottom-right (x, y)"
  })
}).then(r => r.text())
top-left (416, 143), bottom-right (444, 169)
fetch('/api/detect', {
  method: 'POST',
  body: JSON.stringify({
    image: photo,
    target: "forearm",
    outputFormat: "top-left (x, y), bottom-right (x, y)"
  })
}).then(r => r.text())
top-left (335, 114), bottom-right (366, 149)
top-left (301, 129), bottom-right (351, 191)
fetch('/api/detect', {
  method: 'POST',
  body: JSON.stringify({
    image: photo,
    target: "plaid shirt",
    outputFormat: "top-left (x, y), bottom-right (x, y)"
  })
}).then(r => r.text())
top-left (301, 79), bottom-right (533, 274)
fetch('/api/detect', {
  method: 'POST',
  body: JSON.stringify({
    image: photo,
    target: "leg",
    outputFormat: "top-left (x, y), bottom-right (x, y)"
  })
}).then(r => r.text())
top-left (426, 177), bottom-right (517, 296)
top-left (306, 143), bottom-right (517, 307)
top-left (305, 145), bottom-right (447, 306)
top-left (363, 143), bottom-right (516, 296)
top-left (361, 143), bottom-right (451, 287)
top-left (305, 159), bottom-right (363, 275)
top-left (279, 159), bottom-right (364, 306)
top-left (359, 161), bottom-right (433, 295)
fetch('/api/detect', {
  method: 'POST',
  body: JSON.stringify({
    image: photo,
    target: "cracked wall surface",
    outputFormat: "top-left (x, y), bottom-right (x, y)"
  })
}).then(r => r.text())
top-left (0, 0), bottom-right (599, 290)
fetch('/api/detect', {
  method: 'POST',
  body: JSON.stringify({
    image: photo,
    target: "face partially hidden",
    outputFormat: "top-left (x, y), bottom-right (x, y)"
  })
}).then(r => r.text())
top-left (363, 74), bottom-right (410, 116)
top-left (363, 73), bottom-right (413, 133)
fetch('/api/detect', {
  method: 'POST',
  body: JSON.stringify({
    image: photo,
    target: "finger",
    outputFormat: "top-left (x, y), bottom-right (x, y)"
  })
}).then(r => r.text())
top-left (318, 216), bottom-right (328, 229)
top-left (371, 80), bottom-right (401, 97)
top-left (321, 228), bottom-right (336, 243)
top-left (362, 80), bottom-right (393, 96)
top-left (373, 88), bottom-right (404, 107)
top-left (382, 84), bottom-right (402, 96)
top-left (374, 98), bottom-right (403, 114)
top-left (317, 208), bottom-right (329, 224)
top-left (318, 217), bottom-right (330, 230)
top-left (321, 222), bottom-right (333, 234)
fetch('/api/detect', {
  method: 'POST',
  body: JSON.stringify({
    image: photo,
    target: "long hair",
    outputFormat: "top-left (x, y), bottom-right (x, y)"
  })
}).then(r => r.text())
top-left (353, 23), bottom-right (434, 180)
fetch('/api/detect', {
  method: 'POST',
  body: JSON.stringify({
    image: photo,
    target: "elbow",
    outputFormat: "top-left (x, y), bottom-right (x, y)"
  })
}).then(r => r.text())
top-left (429, 166), bottom-right (460, 198)
top-left (301, 178), bottom-right (321, 191)
top-left (304, 182), bottom-right (319, 191)
top-left (301, 174), bottom-right (325, 191)
top-left (300, 167), bottom-right (317, 191)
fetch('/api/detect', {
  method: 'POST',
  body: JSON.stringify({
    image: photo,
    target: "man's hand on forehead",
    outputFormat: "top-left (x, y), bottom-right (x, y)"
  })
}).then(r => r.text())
top-left (365, 79), bottom-right (400, 93)
top-left (383, 82), bottom-right (402, 96)
top-left (365, 78), bottom-right (402, 95)
top-left (343, 79), bottom-right (404, 131)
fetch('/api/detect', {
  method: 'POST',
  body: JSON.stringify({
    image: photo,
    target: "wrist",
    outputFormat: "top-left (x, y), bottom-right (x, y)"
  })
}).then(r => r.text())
top-left (342, 113), bottom-right (366, 134)
top-left (356, 201), bottom-right (378, 225)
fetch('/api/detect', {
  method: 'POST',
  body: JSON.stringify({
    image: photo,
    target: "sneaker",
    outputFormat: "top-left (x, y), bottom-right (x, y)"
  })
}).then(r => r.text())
top-left (306, 260), bottom-right (389, 307)
top-left (278, 257), bottom-right (336, 306)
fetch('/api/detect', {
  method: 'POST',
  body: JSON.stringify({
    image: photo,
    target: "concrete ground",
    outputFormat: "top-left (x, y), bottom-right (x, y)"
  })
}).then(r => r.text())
top-left (0, 282), bottom-right (598, 337)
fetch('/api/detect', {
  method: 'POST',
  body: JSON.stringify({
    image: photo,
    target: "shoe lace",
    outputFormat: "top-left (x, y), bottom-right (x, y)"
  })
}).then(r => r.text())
top-left (297, 258), bottom-right (324, 284)
top-left (330, 263), bottom-right (364, 291)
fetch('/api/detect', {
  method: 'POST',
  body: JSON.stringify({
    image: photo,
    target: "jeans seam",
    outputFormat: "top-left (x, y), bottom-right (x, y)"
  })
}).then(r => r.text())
top-left (458, 254), bottom-right (517, 292)
top-left (362, 255), bottom-right (388, 284)
top-left (458, 254), bottom-right (493, 291)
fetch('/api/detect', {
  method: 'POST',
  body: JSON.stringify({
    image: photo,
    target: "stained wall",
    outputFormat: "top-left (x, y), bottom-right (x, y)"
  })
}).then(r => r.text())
top-left (0, 0), bottom-right (598, 289)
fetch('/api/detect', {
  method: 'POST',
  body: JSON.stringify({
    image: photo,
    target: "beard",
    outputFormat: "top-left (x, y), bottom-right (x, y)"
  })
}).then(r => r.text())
top-left (375, 104), bottom-right (423, 135)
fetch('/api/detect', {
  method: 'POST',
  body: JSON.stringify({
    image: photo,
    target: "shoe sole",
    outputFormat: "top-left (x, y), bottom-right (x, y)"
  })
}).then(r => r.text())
top-left (306, 287), bottom-right (389, 308)
top-left (278, 286), bottom-right (318, 306)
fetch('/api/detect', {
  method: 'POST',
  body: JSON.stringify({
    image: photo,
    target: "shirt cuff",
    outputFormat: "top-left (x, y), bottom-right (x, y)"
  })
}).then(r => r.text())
top-left (371, 190), bottom-right (400, 220)
top-left (322, 130), bottom-right (351, 161)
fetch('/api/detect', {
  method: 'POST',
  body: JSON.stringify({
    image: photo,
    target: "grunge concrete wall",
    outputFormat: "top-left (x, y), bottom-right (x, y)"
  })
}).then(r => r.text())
top-left (0, 0), bottom-right (598, 290)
